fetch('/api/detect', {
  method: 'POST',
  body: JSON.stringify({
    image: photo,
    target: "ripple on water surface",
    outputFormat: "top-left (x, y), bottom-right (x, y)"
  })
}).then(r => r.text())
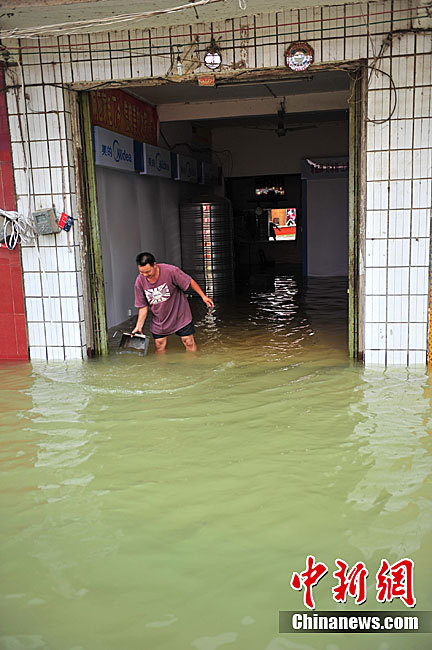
top-left (0, 277), bottom-right (431, 650)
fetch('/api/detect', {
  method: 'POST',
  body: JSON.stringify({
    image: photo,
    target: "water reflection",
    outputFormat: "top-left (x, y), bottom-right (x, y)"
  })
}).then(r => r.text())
top-left (347, 368), bottom-right (432, 559)
top-left (0, 276), bottom-right (431, 650)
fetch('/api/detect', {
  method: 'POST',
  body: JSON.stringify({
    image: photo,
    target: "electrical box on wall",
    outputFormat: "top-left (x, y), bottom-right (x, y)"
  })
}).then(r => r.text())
top-left (32, 208), bottom-right (60, 235)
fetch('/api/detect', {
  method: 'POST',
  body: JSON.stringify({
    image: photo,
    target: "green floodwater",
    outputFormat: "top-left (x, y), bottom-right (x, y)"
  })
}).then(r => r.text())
top-left (1, 276), bottom-right (432, 650)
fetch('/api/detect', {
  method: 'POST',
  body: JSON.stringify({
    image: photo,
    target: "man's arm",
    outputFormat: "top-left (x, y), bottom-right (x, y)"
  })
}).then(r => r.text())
top-left (131, 306), bottom-right (148, 334)
top-left (189, 278), bottom-right (214, 308)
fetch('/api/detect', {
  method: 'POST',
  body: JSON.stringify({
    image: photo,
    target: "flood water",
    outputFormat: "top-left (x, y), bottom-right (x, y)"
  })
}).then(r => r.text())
top-left (1, 276), bottom-right (431, 650)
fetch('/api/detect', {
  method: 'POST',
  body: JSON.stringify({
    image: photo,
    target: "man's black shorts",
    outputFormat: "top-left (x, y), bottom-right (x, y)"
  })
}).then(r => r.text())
top-left (152, 322), bottom-right (195, 339)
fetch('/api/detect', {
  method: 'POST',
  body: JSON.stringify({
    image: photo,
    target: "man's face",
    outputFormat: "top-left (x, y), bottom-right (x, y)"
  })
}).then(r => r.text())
top-left (138, 263), bottom-right (158, 280)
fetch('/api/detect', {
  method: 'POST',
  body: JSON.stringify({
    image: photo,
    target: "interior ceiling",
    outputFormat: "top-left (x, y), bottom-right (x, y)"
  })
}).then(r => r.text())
top-left (190, 109), bottom-right (349, 130)
top-left (128, 70), bottom-right (350, 107)
top-left (0, 1), bottom-right (362, 35)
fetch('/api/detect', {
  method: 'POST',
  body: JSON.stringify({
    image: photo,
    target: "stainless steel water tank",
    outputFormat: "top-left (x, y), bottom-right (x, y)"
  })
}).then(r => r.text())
top-left (180, 197), bottom-right (234, 297)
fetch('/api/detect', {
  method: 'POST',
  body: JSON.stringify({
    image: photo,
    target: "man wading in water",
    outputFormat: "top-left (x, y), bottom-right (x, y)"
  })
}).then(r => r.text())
top-left (132, 252), bottom-right (214, 353)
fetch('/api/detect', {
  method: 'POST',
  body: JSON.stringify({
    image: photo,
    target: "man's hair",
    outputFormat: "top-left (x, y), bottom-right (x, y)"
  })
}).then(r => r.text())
top-left (136, 252), bottom-right (156, 266)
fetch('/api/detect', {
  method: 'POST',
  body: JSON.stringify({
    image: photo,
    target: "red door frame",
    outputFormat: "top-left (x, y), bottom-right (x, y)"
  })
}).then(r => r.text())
top-left (0, 67), bottom-right (28, 360)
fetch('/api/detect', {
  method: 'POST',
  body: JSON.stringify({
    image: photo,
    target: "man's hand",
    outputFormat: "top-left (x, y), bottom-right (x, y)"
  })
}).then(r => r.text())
top-left (203, 295), bottom-right (214, 309)
top-left (131, 306), bottom-right (148, 335)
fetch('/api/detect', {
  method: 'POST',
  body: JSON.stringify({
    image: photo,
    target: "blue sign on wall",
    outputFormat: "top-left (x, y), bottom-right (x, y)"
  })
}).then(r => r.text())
top-left (140, 143), bottom-right (172, 178)
top-left (176, 154), bottom-right (198, 183)
top-left (93, 126), bottom-right (135, 172)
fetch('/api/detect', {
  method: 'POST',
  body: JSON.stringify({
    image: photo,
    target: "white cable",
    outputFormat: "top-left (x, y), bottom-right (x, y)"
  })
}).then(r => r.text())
top-left (0, 209), bottom-right (35, 248)
top-left (239, 0), bottom-right (247, 10)
top-left (0, 0), bottom-right (224, 39)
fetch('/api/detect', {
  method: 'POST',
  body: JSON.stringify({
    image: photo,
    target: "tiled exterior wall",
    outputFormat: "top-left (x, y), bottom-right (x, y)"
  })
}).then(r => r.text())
top-left (365, 25), bottom-right (432, 365)
top-left (3, 0), bottom-right (432, 364)
top-left (5, 81), bottom-right (85, 360)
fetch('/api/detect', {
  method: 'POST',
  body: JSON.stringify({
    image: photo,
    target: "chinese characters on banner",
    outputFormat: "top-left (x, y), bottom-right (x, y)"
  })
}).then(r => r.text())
top-left (90, 89), bottom-right (158, 146)
top-left (291, 556), bottom-right (415, 610)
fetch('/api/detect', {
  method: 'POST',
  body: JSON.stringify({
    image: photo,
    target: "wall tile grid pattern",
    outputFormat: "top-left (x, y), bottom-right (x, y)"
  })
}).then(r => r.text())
top-left (5, 75), bottom-right (84, 361)
top-left (3, 0), bottom-right (432, 364)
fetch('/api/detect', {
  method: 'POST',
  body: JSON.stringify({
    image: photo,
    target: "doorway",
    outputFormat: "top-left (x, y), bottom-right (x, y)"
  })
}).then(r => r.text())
top-left (75, 65), bottom-right (365, 359)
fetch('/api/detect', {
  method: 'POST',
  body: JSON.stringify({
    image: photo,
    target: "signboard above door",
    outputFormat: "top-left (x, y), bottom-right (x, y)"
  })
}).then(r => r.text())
top-left (90, 89), bottom-right (159, 146)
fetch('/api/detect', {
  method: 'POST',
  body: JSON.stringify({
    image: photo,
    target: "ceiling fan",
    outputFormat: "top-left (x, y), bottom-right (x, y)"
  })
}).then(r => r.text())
top-left (242, 99), bottom-right (317, 136)
top-left (275, 99), bottom-right (316, 137)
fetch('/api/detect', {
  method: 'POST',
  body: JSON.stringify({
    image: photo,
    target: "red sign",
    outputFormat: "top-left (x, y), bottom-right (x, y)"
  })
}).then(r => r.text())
top-left (90, 89), bottom-right (158, 145)
top-left (197, 75), bottom-right (215, 87)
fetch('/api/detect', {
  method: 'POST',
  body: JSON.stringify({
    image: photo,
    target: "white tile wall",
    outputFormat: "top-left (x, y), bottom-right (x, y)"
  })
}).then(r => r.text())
top-left (45, 322), bottom-right (64, 347)
top-left (366, 181), bottom-right (389, 210)
top-left (409, 294), bottom-right (428, 322)
top-left (365, 295), bottom-right (387, 322)
top-left (408, 350), bottom-right (426, 366)
top-left (387, 295), bottom-right (408, 322)
top-left (23, 273), bottom-right (42, 297)
top-left (29, 346), bottom-right (48, 360)
top-left (41, 273), bottom-right (60, 297)
top-left (388, 210), bottom-right (410, 238)
top-left (389, 151), bottom-right (412, 180)
top-left (408, 323), bottom-right (427, 350)
top-left (387, 267), bottom-right (409, 294)
top-left (367, 151), bottom-right (389, 180)
top-left (365, 239), bottom-right (387, 267)
top-left (365, 322), bottom-right (386, 349)
top-left (39, 247), bottom-right (58, 272)
top-left (413, 149), bottom-right (432, 179)
top-left (21, 247), bottom-right (40, 272)
top-left (365, 350), bottom-right (386, 365)
top-left (25, 297), bottom-right (44, 322)
top-left (59, 272), bottom-right (78, 297)
top-left (65, 346), bottom-right (84, 360)
top-left (411, 238), bottom-right (429, 266)
top-left (387, 350), bottom-right (408, 365)
top-left (43, 297), bottom-right (62, 321)
top-left (391, 55), bottom-right (414, 88)
top-left (387, 323), bottom-right (408, 350)
top-left (47, 347), bottom-right (65, 361)
top-left (366, 211), bottom-right (388, 238)
top-left (27, 322), bottom-right (46, 346)
top-left (413, 118), bottom-right (432, 149)
top-left (389, 180), bottom-right (412, 209)
top-left (414, 87), bottom-right (432, 118)
top-left (411, 210), bottom-right (430, 238)
top-left (387, 239), bottom-right (410, 266)
top-left (409, 267), bottom-right (429, 295)
top-left (413, 179), bottom-right (432, 208)
top-left (389, 120), bottom-right (413, 149)
top-left (62, 297), bottom-right (79, 321)
top-left (6, 0), bottom-right (432, 367)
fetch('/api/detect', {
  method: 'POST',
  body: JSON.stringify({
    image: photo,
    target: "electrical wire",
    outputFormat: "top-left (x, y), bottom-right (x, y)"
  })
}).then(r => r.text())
top-left (0, 0), bottom-right (226, 40)
top-left (366, 65), bottom-right (398, 124)
top-left (159, 127), bottom-right (234, 175)
top-left (0, 209), bottom-right (35, 249)
top-left (1, 4), bottom-right (428, 52)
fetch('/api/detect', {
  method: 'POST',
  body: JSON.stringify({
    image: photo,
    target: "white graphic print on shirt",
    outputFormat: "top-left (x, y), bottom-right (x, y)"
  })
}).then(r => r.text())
top-left (145, 283), bottom-right (171, 305)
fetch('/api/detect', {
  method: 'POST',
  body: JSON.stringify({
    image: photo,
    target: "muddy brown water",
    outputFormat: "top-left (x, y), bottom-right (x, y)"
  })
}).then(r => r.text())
top-left (1, 276), bottom-right (431, 650)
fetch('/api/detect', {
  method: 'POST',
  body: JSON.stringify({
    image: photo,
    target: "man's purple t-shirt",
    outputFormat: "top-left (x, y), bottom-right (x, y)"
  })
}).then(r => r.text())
top-left (134, 264), bottom-right (192, 335)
